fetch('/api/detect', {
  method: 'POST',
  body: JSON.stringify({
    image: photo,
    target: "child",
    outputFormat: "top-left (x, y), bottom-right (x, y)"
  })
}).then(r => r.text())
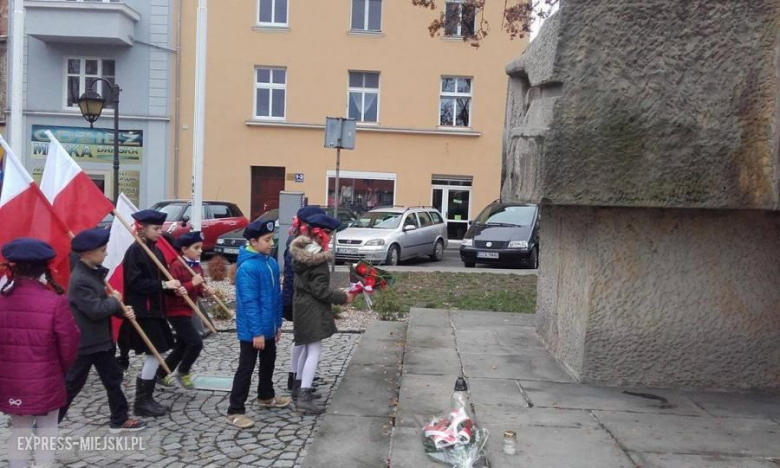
top-left (59, 228), bottom-right (147, 433)
top-left (290, 213), bottom-right (355, 414)
top-left (0, 238), bottom-right (81, 468)
top-left (226, 219), bottom-right (291, 429)
top-left (118, 210), bottom-right (186, 417)
top-left (157, 231), bottom-right (213, 389)
top-left (282, 205), bottom-right (324, 395)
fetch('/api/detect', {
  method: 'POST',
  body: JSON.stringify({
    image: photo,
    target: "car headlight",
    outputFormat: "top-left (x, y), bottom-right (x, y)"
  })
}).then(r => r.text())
top-left (508, 241), bottom-right (529, 249)
top-left (461, 238), bottom-right (473, 247)
top-left (365, 239), bottom-right (385, 246)
top-left (217, 238), bottom-right (225, 245)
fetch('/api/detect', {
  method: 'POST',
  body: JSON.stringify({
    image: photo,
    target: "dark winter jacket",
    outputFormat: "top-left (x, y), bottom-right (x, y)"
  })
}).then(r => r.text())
top-left (0, 280), bottom-right (80, 415)
top-left (235, 246), bottom-right (283, 342)
top-left (122, 240), bottom-right (167, 319)
top-left (290, 236), bottom-right (347, 345)
top-left (282, 236), bottom-right (295, 307)
top-left (68, 260), bottom-right (123, 356)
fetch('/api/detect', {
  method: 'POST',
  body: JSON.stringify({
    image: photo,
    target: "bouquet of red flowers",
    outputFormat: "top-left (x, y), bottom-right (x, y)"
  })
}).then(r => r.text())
top-left (347, 261), bottom-right (393, 309)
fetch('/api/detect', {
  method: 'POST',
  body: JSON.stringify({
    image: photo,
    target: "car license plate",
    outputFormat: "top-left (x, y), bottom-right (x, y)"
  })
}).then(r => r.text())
top-left (477, 251), bottom-right (499, 259)
top-left (223, 248), bottom-right (240, 255)
top-left (337, 248), bottom-right (359, 255)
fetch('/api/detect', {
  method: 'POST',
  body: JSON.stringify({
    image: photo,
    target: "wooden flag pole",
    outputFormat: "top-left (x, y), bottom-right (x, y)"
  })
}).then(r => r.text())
top-left (66, 230), bottom-right (171, 373)
top-left (172, 255), bottom-right (234, 319)
top-left (112, 210), bottom-right (218, 334)
top-left (104, 282), bottom-right (171, 375)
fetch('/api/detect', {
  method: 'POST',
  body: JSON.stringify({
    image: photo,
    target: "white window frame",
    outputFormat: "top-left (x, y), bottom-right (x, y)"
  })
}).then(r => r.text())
top-left (347, 71), bottom-right (380, 124)
top-left (63, 57), bottom-right (116, 111)
top-left (439, 76), bottom-right (473, 128)
top-left (256, 0), bottom-right (289, 27)
top-left (443, 0), bottom-right (476, 38)
top-left (350, 0), bottom-right (382, 32)
top-left (254, 66), bottom-right (287, 121)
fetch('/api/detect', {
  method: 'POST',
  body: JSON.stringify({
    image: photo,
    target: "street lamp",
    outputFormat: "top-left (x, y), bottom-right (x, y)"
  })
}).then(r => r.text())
top-left (77, 78), bottom-right (122, 204)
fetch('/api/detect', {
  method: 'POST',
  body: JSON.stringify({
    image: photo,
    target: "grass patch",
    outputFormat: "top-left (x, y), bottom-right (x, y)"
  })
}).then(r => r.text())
top-left (349, 272), bottom-right (536, 319)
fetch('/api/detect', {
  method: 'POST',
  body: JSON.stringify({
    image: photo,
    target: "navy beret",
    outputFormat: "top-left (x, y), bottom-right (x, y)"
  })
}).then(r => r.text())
top-left (297, 205), bottom-right (325, 223)
top-left (175, 231), bottom-right (205, 250)
top-left (243, 219), bottom-right (276, 240)
top-left (71, 228), bottom-right (111, 253)
top-left (1, 238), bottom-right (56, 263)
top-left (132, 209), bottom-right (167, 225)
top-left (307, 213), bottom-right (341, 231)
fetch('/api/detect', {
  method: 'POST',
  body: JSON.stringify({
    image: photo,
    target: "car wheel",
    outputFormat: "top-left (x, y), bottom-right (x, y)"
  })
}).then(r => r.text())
top-left (528, 246), bottom-right (539, 269)
top-left (385, 245), bottom-right (400, 266)
top-left (430, 240), bottom-right (445, 262)
top-left (464, 262), bottom-right (475, 268)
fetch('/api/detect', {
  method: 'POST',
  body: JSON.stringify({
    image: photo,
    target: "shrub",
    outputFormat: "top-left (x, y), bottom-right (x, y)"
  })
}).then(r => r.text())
top-left (227, 263), bottom-right (237, 285)
top-left (208, 255), bottom-right (228, 282)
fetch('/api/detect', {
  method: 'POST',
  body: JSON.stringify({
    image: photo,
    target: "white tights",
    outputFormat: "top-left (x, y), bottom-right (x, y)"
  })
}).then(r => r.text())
top-left (295, 341), bottom-right (322, 388)
top-left (290, 342), bottom-right (304, 374)
top-left (140, 355), bottom-right (159, 380)
top-left (8, 409), bottom-right (59, 468)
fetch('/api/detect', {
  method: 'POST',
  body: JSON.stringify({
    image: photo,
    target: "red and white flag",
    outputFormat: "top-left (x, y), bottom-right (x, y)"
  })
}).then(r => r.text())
top-left (40, 130), bottom-right (114, 234)
top-left (0, 136), bottom-right (72, 288)
top-left (104, 193), bottom-right (138, 341)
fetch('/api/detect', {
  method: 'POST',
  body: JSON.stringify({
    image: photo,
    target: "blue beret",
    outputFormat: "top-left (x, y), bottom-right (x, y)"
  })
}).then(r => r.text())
top-left (1, 238), bottom-right (56, 263)
top-left (243, 219), bottom-right (276, 240)
top-left (175, 231), bottom-right (205, 250)
top-left (132, 209), bottom-right (167, 225)
top-left (71, 228), bottom-right (111, 253)
top-left (307, 213), bottom-right (340, 231)
top-left (297, 205), bottom-right (325, 223)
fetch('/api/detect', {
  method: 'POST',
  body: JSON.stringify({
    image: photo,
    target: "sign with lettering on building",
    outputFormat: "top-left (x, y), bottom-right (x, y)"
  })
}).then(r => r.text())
top-left (30, 125), bottom-right (144, 164)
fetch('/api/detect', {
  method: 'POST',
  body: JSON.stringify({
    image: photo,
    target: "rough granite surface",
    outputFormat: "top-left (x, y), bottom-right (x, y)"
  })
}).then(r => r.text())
top-left (502, 0), bottom-right (780, 210)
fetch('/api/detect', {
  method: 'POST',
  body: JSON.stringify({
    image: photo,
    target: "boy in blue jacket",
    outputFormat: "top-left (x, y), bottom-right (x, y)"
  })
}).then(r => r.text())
top-left (226, 219), bottom-right (291, 429)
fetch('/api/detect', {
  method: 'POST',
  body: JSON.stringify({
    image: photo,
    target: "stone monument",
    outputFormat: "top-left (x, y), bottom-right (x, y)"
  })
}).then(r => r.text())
top-left (503, 0), bottom-right (780, 389)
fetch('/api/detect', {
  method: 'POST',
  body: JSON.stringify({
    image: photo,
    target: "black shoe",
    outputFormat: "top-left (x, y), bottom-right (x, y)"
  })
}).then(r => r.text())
top-left (109, 418), bottom-right (147, 434)
top-left (287, 372), bottom-right (296, 391)
top-left (134, 377), bottom-right (168, 417)
top-left (296, 388), bottom-right (325, 414)
top-left (292, 380), bottom-right (321, 402)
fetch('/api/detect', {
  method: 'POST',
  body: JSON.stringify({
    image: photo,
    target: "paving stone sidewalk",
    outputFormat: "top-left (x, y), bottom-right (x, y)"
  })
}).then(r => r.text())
top-left (0, 331), bottom-right (359, 468)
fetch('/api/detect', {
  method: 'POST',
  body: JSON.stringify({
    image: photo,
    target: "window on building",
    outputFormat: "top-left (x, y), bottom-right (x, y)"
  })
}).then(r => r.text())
top-left (258, 0), bottom-right (288, 26)
top-left (439, 77), bottom-right (472, 127)
top-left (66, 58), bottom-right (116, 109)
top-left (328, 176), bottom-right (395, 214)
top-left (444, 0), bottom-right (476, 37)
top-left (348, 72), bottom-right (380, 123)
top-left (351, 0), bottom-right (382, 32)
top-left (255, 67), bottom-right (286, 119)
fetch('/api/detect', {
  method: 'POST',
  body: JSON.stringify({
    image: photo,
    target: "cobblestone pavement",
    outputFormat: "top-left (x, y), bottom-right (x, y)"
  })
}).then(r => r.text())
top-left (0, 331), bottom-right (360, 467)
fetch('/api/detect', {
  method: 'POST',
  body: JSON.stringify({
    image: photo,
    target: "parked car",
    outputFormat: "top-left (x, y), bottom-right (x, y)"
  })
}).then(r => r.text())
top-left (334, 206), bottom-right (448, 266)
top-left (214, 209), bottom-right (279, 262)
top-left (324, 207), bottom-right (358, 230)
top-left (460, 203), bottom-right (540, 269)
top-left (148, 200), bottom-right (249, 251)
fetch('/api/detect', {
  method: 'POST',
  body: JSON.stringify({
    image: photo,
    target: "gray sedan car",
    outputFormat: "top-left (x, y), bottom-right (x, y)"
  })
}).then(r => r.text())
top-left (333, 207), bottom-right (448, 266)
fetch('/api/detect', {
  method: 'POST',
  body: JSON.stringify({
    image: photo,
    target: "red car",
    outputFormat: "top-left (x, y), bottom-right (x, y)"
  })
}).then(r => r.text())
top-left (150, 200), bottom-right (249, 251)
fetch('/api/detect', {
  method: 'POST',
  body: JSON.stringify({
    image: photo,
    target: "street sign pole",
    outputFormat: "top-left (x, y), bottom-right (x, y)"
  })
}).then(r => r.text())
top-left (325, 117), bottom-right (356, 272)
top-left (332, 146), bottom-right (341, 272)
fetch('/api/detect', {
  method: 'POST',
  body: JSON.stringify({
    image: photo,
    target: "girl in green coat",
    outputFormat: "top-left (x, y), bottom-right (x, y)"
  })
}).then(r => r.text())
top-left (290, 214), bottom-right (355, 414)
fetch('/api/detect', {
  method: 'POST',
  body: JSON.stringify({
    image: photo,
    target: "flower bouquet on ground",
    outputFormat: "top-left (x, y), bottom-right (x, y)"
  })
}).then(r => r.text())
top-left (347, 261), bottom-right (394, 310)
top-left (422, 407), bottom-right (489, 468)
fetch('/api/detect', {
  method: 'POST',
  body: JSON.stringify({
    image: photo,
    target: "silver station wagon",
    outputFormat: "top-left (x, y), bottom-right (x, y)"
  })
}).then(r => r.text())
top-left (333, 207), bottom-right (448, 266)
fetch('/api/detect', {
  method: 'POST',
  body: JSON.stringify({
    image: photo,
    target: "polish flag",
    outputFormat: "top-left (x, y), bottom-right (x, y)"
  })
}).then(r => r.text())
top-left (104, 193), bottom-right (138, 341)
top-left (40, 130), bottom-right (114, 234)
top-left (0, 136), bottom-right (72, 289)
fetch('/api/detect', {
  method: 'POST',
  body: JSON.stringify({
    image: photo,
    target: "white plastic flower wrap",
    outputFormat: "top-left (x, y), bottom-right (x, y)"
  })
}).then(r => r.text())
top-left (422, 407), bottom-right (490, 467)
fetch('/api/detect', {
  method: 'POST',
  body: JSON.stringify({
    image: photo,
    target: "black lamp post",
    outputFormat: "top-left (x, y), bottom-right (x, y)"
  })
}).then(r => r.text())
top-left (77, 79), bottom-right (122, 204)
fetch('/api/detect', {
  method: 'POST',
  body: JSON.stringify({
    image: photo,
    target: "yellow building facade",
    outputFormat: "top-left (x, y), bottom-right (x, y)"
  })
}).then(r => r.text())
top-left (175, 0), bottom-right (526, 239)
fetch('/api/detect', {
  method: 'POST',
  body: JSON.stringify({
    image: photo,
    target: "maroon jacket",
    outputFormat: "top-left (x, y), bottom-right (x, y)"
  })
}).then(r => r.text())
top-left (165, 260), bottom-right (205, 318)
top-left (0, 279), bottom-right (81, 415)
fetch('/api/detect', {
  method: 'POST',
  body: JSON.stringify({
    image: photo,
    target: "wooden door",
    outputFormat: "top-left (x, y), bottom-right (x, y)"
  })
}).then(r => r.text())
top-left (251, 166), bottom-right (285, 220)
